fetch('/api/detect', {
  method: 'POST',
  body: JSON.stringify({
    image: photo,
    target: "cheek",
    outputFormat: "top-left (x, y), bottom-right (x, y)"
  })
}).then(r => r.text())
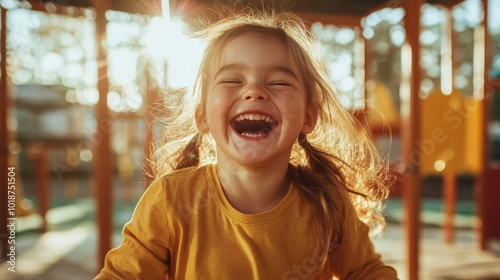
top-left (206, 88), bottom-right (231, 109)
top-left (210, 95), bottom-right (226, 108)
top-left (279, 95), bottom-right (306, 122)
top-left (205, 91), bottom-right (231, 128)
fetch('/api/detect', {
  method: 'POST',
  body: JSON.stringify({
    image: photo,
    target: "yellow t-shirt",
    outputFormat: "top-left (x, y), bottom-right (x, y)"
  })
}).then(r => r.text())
top-left (95, 164), bottom-right (397, 279)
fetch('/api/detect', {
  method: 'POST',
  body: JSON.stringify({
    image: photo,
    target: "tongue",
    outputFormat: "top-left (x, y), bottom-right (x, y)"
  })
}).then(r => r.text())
top-left (235, 120), bottom-right (271, 134)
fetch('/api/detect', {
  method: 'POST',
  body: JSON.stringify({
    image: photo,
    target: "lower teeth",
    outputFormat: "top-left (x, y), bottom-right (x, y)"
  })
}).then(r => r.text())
top-left (241, 132), bottom-right (265, 137)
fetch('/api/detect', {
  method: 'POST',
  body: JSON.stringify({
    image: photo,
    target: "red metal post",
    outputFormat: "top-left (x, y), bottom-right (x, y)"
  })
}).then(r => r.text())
top-left (143, 84), bottom-right (159, 187)
top-left (478, 0), bottom-right (491, 251)
top-left (441, 6), bottom-right (458, 245)
top-left (443, 173), bottom-right (456, 244)
top-left (484, 164), bottom-right (500, 242)
top-left (402, 0), bottom-right (423, 279)
top-left (35, 146), bottom-right (49, 233)
top-left (92, 0), bottom-right (113, 272)
top-left (0, 6), bottom-right (9, 260)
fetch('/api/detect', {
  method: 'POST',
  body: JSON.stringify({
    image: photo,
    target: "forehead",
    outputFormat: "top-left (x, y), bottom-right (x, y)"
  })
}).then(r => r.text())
top-left (211, 32), bottom-right (299, 74)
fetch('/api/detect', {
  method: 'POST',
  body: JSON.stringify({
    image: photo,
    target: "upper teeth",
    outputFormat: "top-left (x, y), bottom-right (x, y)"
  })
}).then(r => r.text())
top-left (235, 113), bottom-right (274, 123)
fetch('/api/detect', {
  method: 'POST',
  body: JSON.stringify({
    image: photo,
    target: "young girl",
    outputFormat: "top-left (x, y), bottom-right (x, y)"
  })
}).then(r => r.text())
top-left (96, 10), bottom-right (398, 279)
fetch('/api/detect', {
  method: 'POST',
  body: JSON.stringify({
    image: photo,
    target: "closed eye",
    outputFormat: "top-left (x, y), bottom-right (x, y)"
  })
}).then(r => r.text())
top-left (221, 79), bottom-right (242, 84)
top-left (268, 81), bottom-right (292, 86)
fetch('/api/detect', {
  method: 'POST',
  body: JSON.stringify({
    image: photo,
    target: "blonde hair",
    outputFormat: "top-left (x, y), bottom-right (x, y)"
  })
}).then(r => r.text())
top-left (151, 9), bottom-right (391, 271)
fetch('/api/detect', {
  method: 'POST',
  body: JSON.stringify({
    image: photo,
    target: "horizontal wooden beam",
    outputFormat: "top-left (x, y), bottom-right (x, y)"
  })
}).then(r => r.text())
top-left (24, 0), bottom-right (162, 15)
top-left (490, 80), bottom-right (500, 90)
top-left (296, 12), bottom-right (361, 27)
top-left (427, 0), bottom-right (464, 8)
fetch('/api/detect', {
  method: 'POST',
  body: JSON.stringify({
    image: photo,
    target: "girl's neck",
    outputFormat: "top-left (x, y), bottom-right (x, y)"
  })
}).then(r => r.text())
top-left (216, 159), bottom-right (290, 214)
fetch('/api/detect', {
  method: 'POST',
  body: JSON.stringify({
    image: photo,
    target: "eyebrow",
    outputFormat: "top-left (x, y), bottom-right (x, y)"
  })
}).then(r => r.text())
top-left (213, 63), bottom-right (300, 81)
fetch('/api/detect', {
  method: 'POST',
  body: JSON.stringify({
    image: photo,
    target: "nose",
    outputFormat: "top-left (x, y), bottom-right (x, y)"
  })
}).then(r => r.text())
top-left (242, 85), bottom-right (269, 101)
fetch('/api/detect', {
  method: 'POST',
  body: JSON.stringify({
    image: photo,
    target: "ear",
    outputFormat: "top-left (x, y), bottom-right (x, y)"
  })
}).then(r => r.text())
top-left (301, 106), bottom-right (318, 134)
top-left (195, 106), bottom-right (209, 133)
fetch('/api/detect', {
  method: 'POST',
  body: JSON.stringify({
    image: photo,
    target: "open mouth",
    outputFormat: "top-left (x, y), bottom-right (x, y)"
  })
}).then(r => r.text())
top-left (232, 113), bottom-right (277, 138)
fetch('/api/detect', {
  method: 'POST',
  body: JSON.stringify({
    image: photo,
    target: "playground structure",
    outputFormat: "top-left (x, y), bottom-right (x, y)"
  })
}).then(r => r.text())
top-left (0, 1), bottom-right (499, 280)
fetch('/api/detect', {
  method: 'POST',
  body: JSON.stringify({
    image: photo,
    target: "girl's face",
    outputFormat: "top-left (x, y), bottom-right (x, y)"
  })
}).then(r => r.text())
top-left (201, 32), bottom-right (316, 167)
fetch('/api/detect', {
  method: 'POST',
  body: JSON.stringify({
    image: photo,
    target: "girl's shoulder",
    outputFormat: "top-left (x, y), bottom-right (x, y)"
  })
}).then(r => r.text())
top-left (148, 164), bottom-right (215, 197)
top-left (147, 164), bottom-right (216, 225)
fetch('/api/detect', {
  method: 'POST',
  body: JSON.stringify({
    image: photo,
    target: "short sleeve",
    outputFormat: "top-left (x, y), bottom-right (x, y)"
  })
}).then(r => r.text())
top-left (94, 178), bottom-right (171, 280)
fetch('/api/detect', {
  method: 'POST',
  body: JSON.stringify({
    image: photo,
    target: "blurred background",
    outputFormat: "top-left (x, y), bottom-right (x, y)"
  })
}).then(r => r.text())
top-left (0, 0), bottom-right (499, 279)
